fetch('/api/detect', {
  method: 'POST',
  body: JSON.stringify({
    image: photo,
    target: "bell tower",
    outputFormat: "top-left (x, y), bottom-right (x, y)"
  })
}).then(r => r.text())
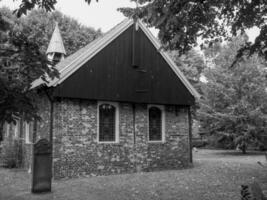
top-left (46, 22), bottom-right (66, 64)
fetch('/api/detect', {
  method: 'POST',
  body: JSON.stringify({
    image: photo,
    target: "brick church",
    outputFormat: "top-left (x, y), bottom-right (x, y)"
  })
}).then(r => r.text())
top-left (2, 18), bottom-right (200, 179)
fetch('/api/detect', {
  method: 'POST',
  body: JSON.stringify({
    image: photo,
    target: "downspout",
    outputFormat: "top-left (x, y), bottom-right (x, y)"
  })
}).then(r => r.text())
top-left (132, 103), bottom-right (137, 172)
top-left (44, 89), bottom-right (54, 178)
top-left (44, 89), bottom-right (54, 145)
top-left (188, 106), bottom-right (193, 163)
top-left (133, 104), bottom-right (136, 145)
top-left (49, 100), bottom-right (54, 144)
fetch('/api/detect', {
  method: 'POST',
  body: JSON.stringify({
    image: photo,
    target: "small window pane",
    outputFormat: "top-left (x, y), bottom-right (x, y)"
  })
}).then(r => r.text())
top-left (99, 104), bottom-right (116, 142)
top-left (14, 120), bottom-right (20, 138)
top-left (149, 107), bottom-right (162, 141)
top-left (6, 123), bottom-right (10, 138)
top-left (25, 122), bottom-right (30, 144)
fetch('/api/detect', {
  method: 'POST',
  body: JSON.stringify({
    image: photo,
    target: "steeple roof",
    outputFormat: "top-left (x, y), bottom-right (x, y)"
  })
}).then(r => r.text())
top-left (46, 22), bottom-right (66, 55)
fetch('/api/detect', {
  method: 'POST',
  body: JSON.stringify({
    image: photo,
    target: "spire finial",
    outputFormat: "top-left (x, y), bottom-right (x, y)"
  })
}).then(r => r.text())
top-left (46, 22), bottom-right (66, 56)
top-left (46, 22), bottom-right (66, 64)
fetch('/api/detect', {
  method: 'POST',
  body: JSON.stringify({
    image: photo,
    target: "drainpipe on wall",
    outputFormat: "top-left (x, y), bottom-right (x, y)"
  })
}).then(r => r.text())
top-left (133, 104), bottom-right (136, 145)
top-left (44, 89), bottom-right (54, 178)
top-left (44, 89), bottom-right (54, 145)
top-left (132, 103), bottom-right (137, 172)
top-left (49, 101), bottom-right (54, 145)
top-left (188, 106), bottom-right (193, 163)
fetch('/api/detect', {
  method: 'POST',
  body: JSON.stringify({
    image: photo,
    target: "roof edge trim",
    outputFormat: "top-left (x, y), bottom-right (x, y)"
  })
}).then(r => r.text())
top-left (48, 19), bottom-right (134, 87)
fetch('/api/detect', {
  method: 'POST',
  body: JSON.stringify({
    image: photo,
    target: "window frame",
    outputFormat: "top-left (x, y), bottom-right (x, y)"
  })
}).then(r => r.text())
top-left (14, 118), bottom-right (20, 139)
top-left (6, 122), bottom-right (10, 138)
top-left (25, 122), bottom-right (31, 144)
top-left (147, 105), bottom-right (165, 143)
top-left (97, 101), bottom-right (119, 144)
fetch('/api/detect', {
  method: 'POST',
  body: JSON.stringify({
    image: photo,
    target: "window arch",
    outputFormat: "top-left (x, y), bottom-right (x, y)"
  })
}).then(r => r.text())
top-left (148, 105), bottom-right (165, 142)
top-left (98, 102), bottom-right (119, 143)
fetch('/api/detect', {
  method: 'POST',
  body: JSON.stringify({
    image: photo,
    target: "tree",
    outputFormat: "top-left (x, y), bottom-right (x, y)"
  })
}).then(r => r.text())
top-left (13, 0), bottom-right (98, 17)
top-left (0, 7), bottom-right (57, 122)
top-left (0, 7), bottom-right (101, 136)
top-left (20, 9), bottom-right (102, 55)
top-left (168, 49), bottom-right (206, 94)
top-left (7, 0), bottom-right (267, 63)
top-left (198, 36), bottom-right (267, 153)
top-left (119, 0), bottom-right (267, 63)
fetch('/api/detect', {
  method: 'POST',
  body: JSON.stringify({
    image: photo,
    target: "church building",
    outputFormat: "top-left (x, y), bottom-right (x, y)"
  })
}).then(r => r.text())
top-left (2, 18), bottom-right (200, 179)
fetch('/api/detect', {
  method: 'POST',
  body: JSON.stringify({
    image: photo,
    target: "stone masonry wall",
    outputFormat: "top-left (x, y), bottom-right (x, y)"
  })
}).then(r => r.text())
top-left (147, 106), bottom-right (190, 171)
top-left (49, 98), bottom-right (190, 179)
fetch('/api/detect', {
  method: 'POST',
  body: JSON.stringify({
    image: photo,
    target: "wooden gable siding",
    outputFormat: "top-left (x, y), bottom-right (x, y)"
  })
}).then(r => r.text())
top-left (53, 24), bottom-right (195, 105)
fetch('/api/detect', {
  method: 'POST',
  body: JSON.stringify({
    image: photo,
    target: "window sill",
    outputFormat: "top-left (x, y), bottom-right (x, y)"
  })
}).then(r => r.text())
top-left (97, 141), bottom-right (120, 144)
top-left (148, 140), bottom-right (165, 144)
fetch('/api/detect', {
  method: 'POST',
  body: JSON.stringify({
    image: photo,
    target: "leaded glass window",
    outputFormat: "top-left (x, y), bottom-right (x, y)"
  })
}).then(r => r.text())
top-left (99, 104), bottom-right (116, 142)
top-left (149, 107), bottom-right (162, 141)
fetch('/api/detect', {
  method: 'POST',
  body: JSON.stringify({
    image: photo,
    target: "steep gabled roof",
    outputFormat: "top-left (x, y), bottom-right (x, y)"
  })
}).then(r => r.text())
top-left (32, 18), bottom-right (200, 99)
top-left (46, 22), bottom-right (66, 55)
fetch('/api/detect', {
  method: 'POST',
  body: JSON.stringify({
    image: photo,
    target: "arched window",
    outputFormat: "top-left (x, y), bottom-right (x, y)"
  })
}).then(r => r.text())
top-left (148, 106), bottom-right (165, 142)
top-left (98, 102), bottom-right (119, 142)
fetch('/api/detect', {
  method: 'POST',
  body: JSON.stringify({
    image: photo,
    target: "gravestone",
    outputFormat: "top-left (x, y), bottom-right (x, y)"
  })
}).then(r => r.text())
top-left (31, 139), bottom-right (52, 193)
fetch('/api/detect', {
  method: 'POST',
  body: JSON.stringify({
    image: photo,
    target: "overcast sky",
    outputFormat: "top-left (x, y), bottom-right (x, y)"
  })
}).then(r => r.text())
top-left (0, 0), bottom-right (259, 41)
top-left (0, 0), bottom-right (136, 32)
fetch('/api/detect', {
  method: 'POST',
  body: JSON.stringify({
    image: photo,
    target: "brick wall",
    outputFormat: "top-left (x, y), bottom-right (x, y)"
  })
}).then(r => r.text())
top-left (36, 98), bottom-right (191, 179)
top-left (1, 95), bottom-right (190, 177)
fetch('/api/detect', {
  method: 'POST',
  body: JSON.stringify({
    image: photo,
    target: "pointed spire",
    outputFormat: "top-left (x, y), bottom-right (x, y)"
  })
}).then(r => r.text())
top-left (46, 22), bottom-right (66, 56)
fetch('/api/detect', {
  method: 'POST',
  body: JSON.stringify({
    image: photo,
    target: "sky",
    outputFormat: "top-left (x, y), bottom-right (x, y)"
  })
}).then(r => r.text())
top-left (0, 0), bottom-right (259, 41)
top-left (0, 0), bottom-right (136, 32)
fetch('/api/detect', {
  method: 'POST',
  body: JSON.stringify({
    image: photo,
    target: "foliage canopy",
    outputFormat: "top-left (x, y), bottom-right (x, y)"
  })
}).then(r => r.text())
top-left (199, 36), bottom-right (267, 153)
top-left (119, 0), bottom-right (267, 64)
top-left (0, 7), bottom-right (101, 125)
top-left (10, 0), bottom-right (267, 63)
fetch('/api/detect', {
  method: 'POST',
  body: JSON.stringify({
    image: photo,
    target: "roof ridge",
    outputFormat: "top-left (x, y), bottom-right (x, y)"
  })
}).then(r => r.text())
top-left (57, 18), bottom-right (131, 73)
top-left (48, 18), bottom-right (133, 86)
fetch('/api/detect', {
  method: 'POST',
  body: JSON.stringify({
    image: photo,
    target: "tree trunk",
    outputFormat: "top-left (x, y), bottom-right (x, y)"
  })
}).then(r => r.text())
top-left (241, 145), bottom-right (247, 154)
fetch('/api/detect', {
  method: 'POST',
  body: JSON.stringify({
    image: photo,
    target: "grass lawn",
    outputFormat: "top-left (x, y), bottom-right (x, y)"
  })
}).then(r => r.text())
top-left (0, 149), bottom-right (266, 200)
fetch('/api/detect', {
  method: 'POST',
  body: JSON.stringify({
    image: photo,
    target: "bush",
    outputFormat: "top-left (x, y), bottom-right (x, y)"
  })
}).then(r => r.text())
top-left (206, 134), bottom-right (235, 149)
top-left (0, 139), bottom-right (21, 168)
top-left (252, 140), bottom-right (267, 151)
top-left (192, 138), bottom-right (208, 148)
